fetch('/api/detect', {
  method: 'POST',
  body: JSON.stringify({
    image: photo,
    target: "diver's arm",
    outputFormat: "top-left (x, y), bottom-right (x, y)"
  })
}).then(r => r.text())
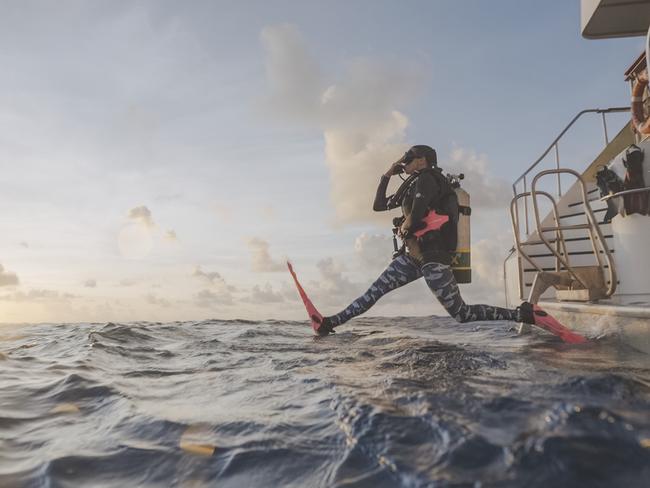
top-left (374, 161), bottom-right (405, 211)
top-left (401, 173), bottom-right (440, 234)
top-left (373, 175), bottom-right (391, 211)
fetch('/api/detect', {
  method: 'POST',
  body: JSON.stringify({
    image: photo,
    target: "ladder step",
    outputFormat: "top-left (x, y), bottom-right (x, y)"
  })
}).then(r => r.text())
top-left (520, 240), bottom-right (544, 246)
top-left (539, 224), bottom-right (591, 232)
top-left (521, 234), bottom-right (614, 246)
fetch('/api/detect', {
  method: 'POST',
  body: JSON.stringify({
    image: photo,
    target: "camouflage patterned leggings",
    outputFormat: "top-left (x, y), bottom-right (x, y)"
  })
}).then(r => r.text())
top-left (328, 254), bottom-right (518, 327)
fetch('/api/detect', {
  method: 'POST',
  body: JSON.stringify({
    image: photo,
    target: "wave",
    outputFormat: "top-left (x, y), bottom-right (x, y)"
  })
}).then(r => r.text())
top-left (0, 317), bottom-right (649, 487)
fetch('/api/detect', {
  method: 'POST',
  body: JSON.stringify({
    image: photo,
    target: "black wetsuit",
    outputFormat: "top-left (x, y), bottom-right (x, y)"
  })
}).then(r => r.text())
top-left (325, 168), bottom-right (519, 327)
top-left (374, 168), bottom-right (453, 265)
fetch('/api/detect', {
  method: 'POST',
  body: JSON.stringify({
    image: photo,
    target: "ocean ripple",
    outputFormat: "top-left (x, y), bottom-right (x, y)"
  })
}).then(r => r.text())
top-left (0, 318), bottom-right (649, 487)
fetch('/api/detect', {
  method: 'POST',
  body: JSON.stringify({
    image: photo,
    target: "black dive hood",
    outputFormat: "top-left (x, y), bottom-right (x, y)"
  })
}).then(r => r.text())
top-left (394, 145), bottom-right (438, 174)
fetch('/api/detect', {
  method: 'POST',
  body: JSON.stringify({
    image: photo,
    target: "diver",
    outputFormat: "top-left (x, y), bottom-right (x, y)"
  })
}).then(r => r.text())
top-left (312, 145), bottom-right (586, 343)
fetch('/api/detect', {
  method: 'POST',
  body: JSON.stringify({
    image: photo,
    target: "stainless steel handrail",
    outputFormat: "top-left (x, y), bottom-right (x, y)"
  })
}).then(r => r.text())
top-left (512, 107), bottom-right (630, 236)
top-left (510, 190), bottom-right (567, 300)
top-left (513, 107), bottom-right (630, 191)
top-left (600, 186), bottom-right (650, 201)
top-left (531, 168), bottom-right (617, 297)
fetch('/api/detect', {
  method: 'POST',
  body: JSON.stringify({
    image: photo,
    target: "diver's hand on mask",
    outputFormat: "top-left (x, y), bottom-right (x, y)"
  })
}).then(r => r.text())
top-left (385, 161), bottom-right (404, 178)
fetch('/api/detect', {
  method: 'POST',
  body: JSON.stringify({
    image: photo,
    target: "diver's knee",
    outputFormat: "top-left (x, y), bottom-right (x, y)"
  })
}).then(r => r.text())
top-left (448, 306), bottom-right (469, 323)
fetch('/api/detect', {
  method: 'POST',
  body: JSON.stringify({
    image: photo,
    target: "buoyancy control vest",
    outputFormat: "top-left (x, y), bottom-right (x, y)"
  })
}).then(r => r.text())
top-left (388, 168), bottom-right (472, 282)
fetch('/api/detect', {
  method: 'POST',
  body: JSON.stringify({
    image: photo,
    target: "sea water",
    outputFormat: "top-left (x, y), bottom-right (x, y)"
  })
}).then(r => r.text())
top-left (1, 317), bottom-right (649, 487)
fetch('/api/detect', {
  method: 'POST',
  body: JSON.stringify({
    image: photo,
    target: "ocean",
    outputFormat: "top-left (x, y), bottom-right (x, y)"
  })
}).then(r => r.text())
top-left (1, 317), bottom-right (649, 487)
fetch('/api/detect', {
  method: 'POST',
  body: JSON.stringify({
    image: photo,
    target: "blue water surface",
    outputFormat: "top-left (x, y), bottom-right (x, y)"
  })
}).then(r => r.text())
top-left (1, 317), bottom-right (649, 487)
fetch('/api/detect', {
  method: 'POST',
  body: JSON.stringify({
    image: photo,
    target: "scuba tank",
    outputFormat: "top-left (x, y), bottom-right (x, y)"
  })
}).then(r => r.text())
top-left (447, 173), bottom-right (471, 283)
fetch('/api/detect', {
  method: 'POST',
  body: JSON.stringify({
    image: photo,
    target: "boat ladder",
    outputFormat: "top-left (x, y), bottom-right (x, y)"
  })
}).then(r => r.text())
top-left (510, 168), bottom-right (617, 304)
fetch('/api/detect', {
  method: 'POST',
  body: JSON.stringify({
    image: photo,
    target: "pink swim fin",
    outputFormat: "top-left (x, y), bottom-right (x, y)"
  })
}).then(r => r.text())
top-left (287, 261), bottom-right (325, 333)
top-left (522, 302), bottom-right (588, 344)
top-left (414, 211), bottom-right (450, 238)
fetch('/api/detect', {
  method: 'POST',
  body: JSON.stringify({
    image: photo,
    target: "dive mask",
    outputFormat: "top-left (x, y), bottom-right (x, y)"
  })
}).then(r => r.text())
top-left (395, 150), bottom-right (417, 173)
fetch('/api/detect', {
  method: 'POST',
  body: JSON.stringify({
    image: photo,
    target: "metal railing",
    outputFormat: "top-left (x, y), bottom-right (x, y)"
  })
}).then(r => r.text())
top-left (510, 190), bottom-right (567, 300)
top-left (530, 169), bottom-right (617, 298)
top-left (512, 107), bottom-right (630, 236)
top-left (601, 186), bottom-right (650, 201)
top-left (508, 170), bottom-right (618, 301)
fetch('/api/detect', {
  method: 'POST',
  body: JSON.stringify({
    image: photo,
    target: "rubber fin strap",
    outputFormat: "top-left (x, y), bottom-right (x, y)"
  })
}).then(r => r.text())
top-left (287, 262), bottom-right (324, 333)
top-left (532, 305), bottom-right (588, 344)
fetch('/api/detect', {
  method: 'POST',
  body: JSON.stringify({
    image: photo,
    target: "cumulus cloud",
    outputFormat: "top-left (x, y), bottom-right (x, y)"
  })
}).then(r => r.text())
top-left (244, 283), bottom-right (285, 304)
top-left (247, 237), bottom-right (285, 272)
top-left (194, 288), bottom-right (233, 308)
top-left (192, 265), bottom-right (225, 284)
top-left (261, 24), bottom-right (424, 225)
top-left (0, 288), bottom-right (75, 302)
top-left (127, 205), bottom-right (156, 228)
top-left (461, 235), bottom-right (513, 306)
top-left (84, 279), bottom-right (97, 288)
top-left (192, 266), bottom-right (236, 307)
top-left (445, 146), bottom-right (512, 209)
top-left (280, 281), bottom-right (301, 303)
top-left (305, 257), bottom-right (363, 306)
top-left (354, 233), bottom-right (393, 272)
top-left (0, 264), bottom-right (19, 287)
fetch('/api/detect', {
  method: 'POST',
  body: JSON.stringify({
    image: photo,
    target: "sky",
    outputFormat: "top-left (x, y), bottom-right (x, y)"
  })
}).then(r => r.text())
top-left (0, 0), bottom-right (643, 324)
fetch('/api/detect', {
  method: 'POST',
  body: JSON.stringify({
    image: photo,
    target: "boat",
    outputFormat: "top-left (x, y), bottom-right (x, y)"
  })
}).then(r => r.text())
top-left (503, 0), bottom-right (650, 353)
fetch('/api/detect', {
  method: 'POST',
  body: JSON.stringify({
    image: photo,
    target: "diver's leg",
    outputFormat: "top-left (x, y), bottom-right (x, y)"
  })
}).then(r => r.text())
top-left (327, 254), bottom-right (422, 327)
top-left (422, 262), bottom-right (518, 323)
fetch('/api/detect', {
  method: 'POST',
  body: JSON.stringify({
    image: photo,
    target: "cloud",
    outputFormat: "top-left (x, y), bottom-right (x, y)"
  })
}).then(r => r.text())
top-left (354, 233), bottom-right (393, 272)
top-left (0, 288), bottom-right (75, 302)
top-left (323, 121), bottom-right (409, 225)
top-left (119, 279), bottom-right (136, 287)
top-left (194, 288), bottom-right (233, 307)
top-left (127, 205), bottom-right (155, 228)
top-left (84, 279), bottom-right (97, 288)
top-left (460, 235), bottom-right (513, 306)
top-left (307, 257), bottom-right (362, 306)
top-left (164, 230), bottom-right (178, 242)
top-left (19, 241), bottom-right (29, 248)
top-left (0, 265), bottom-right (19, 287)
top-left (192, 267), bottom-right (237, 307)
top-left (246, 237), bottom-right (285, 272)
top-left (445, 146), bottom-right (512, 209)
top-left (146, 293), bottom-right (172, 307)
top-left (244, 283), bottom-right (285, 304)
top-left (192, 265), bottom-right (225, 283)
top-left (280, 281), bottom-right (301, 303)
top-left (261, 24), bottom-right (425, 225)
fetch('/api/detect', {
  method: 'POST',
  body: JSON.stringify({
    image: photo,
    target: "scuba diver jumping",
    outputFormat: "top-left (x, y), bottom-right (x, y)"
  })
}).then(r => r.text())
top-left (301, 144), bottom-right (587, 343)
